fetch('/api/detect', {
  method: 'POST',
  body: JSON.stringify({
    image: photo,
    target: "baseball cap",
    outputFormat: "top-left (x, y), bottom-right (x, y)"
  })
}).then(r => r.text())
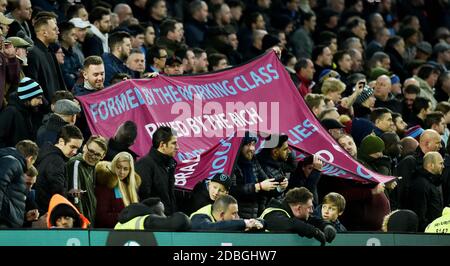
top-left (321, 119), bottom-right (345, 130)
top-left (210, 173), bottom-right (232, 191)
top-left (166, 55), bottom-right (182, 66)
top-left (69, 17), bottom-right (91, 29)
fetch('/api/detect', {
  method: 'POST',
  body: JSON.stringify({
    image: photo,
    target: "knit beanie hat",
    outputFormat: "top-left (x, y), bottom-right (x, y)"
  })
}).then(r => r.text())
top-left (355, 86), bottom-right (374, 104)
top-left (17, 77), bottom-right (44, 101)
top-left (387, 209), bottom-right (419, 232)
top-left (242, 131), bottom-right (257, 146)
top-left (359, 134), bottom-right (385, 155)
top-left (390, 74), bottom-right (400, 84)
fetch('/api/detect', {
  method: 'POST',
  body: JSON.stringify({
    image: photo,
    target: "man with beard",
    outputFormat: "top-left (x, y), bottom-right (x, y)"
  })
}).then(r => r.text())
top-left (83, 7), bottom-right (111, 57)
top-left (230, 132), bottom-right (283, 219)
top-left (73, 56), bottom-right (105, 96)
top-left (0, 77), bottom-right (43, 147)
top-left (102, 31), bottom-right (134, 87)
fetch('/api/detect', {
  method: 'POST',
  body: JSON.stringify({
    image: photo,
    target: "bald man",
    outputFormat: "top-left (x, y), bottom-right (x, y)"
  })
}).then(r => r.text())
top-left (408, 152), bottom-right (444, 231)
top-left (400, 136), bottom-right (419, 158)
top-left (374, 75), bottom-right (402, 113)
top-left (113, 3), bottom-right (133, 24)
top-left (395, 130), bottom-right (442, 209)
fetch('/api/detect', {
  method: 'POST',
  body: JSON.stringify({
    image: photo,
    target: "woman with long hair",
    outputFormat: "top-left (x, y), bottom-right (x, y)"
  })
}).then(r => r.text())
top-left (94, 152), bottom-right (141, 228)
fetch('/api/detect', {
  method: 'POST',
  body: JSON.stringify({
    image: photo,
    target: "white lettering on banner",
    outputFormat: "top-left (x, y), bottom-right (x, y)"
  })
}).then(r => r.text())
top-left (175, 156), bottom-right (201, 186)
top-left (87, 64), bottom-right (280, 123)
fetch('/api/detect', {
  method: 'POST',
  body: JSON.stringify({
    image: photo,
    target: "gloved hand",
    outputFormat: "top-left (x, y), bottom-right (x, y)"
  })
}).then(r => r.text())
top-left (323, 225), bottom-right (337, 243)
top-left (312, 228), bottom-right (326, 246)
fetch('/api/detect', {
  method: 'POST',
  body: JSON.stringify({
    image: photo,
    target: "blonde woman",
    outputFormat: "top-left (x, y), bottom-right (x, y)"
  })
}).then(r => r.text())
top-left (94, 152), bottom-right (141, 228)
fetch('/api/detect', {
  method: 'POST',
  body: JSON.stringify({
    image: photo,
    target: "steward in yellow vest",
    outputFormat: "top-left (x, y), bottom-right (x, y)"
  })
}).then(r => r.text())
top-left (190, 194), bottom-right (265, 231)
top-left (260, 187), bottom-right (336, 246)
top-left (425, 207), bottom-right (450, 234)
top-left (114, 197), bottom-right (190, 231)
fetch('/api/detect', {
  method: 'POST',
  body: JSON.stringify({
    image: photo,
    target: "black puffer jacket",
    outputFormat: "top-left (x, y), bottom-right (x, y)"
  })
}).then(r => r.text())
top-left (34, 142), bottom-right (69, 214)
top-left (36, 113), bottom-right (68, 147)
top-left (136, 148), bottom-right (177, 215)
top-left (0, 147), bottom-right (27, 227)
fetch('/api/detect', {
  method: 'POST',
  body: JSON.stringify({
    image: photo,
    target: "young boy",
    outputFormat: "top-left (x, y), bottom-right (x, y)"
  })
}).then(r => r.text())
top-left (315, 192), bottom-right (347, 232)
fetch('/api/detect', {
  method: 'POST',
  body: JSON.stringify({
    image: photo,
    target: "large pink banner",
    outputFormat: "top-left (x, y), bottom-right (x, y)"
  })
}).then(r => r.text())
top-left (77, 51), bottom-right (395, 190)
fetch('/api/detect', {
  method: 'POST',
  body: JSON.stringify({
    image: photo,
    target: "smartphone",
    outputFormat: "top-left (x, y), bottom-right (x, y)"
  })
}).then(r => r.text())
top-left (273, 176), bottom-right (285, 183)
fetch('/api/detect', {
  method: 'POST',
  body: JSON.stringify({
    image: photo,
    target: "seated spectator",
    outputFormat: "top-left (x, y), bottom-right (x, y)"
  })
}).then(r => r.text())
top-left (190, 194), bottom-right (264, 231)
top-left (187, 173), bottom-right (231, 215)
top-left (314, 192), bottom-right (347, 232)
top-left (47, 194), bottom-right (90, 229)
top-left (381, 209), bottom-right (419, 232)
top-left (114, 197), bottom-right (190, 231)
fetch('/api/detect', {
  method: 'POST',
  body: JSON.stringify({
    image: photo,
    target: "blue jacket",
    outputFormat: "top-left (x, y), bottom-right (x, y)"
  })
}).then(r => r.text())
top-left (101, 53), bottom-right (134, 87)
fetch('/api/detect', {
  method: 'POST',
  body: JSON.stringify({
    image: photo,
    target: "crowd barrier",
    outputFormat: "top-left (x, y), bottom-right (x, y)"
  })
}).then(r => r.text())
top-left (0, 230), bottom-right (448, 246)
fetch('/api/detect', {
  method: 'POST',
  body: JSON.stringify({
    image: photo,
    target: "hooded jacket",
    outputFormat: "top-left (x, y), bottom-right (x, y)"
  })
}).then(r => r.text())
top-left (47, 194), bottom-right (90, 228)
top-left (34, 142), bottom-right (69, 214)
top-left (0, 147), bottom-right (27, 227)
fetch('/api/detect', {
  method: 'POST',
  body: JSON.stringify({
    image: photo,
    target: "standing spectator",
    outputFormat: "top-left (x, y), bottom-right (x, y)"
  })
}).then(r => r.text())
top-left (145, 44), bottom-right (167, 73)
top-left (34, 125), bottom-right (83, 214)
top-left (353, 85), bottom-right (375, 119)
top-left (409, 97), bottom-right (432, 128)
top-left (102, 31), bottom-right (134, 87)
top-left (289, 12), bottom-right (316, 59)
top-left (385, 36), bottom-right (408, 82)
top-left (370, 108), bottom-right (395, 137)
top-left (142, 23), bottom-right (156, 54)
top-left (312, 45), bottom-right (333, 83)
top-left (401, 84), bottom-right (420, 125)
top-left (260, 187), bottom-right (336, 246)
top-left (105, 120), bottom-right (138, 161)
top-left (83, 7), bottom-right (111, 57)
top-left (72, 56), bottom-right (105, 96)
top-left (374, 75), bottom-right (402, 114)
top-left (164, 55), bottom-right (184, 75)
top-left (0, 140), bottom-right (38, 228)
top-left (130, 0), bottom-right (147, 22)
top-left (66, 4), bottom-right (88, 21)
top-left (155, 19), bottom-right (186, 58)
top-left (288, 155), bottom-right (323, 206)
top-left (126, 48), bottom-right (146, 77)
top-left (414, 64), bottom-right (440, 109)
top-left (0, 77), bottom-right (43, 148)
top-left (409, 151), bottom-right (445, 231)
top-left (230, 133), bottom-right (280, 219)
top-left (185, 0), bottom-right (208, 48)
top-left (67, 135), bottom-right (107, 225)
top-left (69, 18), bottom-right (91, 64)
top-left (187, 173), bottom-right (231, 215)
top-left (396, 129), bottom-right (442, 209)
top-left (0, 36), bottom-right (22, 110)
top-left (95, 152), bottom-right (141, 228)
top-left (136, 126), bottom-right (178, 215)
top-left (59, 22), bottom-right (83, 90)
top-left (304, 93), bottom-right (326, 117)
top-left (36, 99), bottom-right (81, 147)
top-left (113, 3), bottom-right (133, 25)
top-left (146, 0), bottom-right (168, 37)
top-left (6, 0), bottom-right (33, 44)
top-left (294, 58), bottom-right (315, 98)
top-left (192, 48), bottom-right (208, 74)
top-left (26, 16), bottom-right (66, 102)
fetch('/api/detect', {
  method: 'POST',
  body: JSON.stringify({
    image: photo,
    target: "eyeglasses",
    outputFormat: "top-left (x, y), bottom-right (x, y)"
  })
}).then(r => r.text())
top-left (86, 145), bottom-right (104, 158)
